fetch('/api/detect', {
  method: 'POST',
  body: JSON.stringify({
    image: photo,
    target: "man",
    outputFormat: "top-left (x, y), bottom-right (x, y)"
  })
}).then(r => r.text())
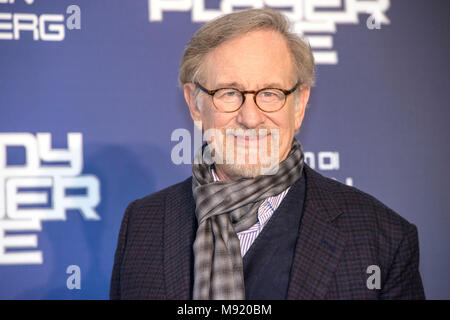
top-left (110, 8), bottom-right (424, 300)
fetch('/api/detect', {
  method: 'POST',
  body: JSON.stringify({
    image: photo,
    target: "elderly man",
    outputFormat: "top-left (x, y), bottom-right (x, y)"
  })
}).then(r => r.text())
top-left (110, 8), bottom-right (424, 300)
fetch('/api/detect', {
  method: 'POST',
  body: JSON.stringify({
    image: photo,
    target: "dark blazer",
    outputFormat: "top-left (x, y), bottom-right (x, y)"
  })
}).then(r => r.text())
top-left (110, 165), bottom-right (425, 299)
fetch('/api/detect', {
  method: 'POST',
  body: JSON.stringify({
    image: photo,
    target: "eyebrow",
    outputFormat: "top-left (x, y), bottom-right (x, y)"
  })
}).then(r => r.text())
top-left (213, 82), bottom-right (287, 89)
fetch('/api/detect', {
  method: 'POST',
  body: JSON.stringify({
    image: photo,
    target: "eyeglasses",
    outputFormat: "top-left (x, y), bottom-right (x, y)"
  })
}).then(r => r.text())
top-left (195, 82), bottom-right (299, 113)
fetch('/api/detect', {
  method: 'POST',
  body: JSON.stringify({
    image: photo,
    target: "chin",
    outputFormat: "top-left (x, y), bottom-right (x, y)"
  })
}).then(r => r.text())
top-left (219, 164), bottom-right (263, 179)
top-left (219, 159), bottom-right (281, 179)
top-left (210, 134), bottom-right (282, 178)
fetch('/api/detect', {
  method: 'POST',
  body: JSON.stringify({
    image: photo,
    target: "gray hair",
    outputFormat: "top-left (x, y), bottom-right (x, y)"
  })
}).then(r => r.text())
top-left (178, 8), bottom-right (315, 89)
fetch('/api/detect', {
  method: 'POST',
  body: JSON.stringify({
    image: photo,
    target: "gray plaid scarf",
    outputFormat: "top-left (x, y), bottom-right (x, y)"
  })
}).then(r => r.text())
top-left (191, 139), bottom-right (305, 300)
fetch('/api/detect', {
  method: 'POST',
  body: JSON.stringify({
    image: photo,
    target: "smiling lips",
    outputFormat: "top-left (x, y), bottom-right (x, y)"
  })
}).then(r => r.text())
top-left (226, 128), bottom-right (272, 140)
top-left (231, 133), bottom-right (268, 148)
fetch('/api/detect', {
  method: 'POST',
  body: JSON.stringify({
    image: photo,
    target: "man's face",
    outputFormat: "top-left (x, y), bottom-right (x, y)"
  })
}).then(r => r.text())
top-left (184, 29), bottom-right (310, 181)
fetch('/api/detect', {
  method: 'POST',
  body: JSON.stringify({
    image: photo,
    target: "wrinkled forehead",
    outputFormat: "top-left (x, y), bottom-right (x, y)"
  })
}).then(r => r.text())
top-left (200, 30), bottom-right (296, 90)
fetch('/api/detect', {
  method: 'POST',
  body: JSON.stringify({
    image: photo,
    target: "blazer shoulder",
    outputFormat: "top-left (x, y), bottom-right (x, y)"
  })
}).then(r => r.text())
top-left (304, 166), bottom-right (414, 231)
top-left (123, 177), bottom-right (193, 229)
top-left (303, 166), bottom-right (424, 299)
top-left (131, 177), bottom-right (193, 211)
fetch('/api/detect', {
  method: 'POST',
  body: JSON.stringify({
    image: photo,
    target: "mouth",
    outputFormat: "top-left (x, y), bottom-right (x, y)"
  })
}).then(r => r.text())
top-left (212, 129), bottom-right (279, 166)
top-left (227, 131), bottom-right (270, 149)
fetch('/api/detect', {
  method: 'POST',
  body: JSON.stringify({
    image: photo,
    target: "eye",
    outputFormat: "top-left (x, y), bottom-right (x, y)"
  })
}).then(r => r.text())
top-left (258, 89), bottom-right (284, 101)
top-left (261, 91), bottom-right (275, 97)
top-left (225, 91), bottom-right (238, 97)
top-left (215, 89), bottom-right (241, 100)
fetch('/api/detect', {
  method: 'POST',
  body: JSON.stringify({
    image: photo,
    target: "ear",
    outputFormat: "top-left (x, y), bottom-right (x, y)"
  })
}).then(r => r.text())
top-left (184, 83), bottom-right (203, 127)
top-left (294, 86), bottom-right (311, 131)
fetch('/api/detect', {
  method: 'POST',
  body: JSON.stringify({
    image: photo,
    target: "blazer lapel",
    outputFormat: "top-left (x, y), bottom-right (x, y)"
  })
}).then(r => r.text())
top-left (163, 178), bottom-right (197, 299)
top-left (287, 166), bottom-right (348, 299)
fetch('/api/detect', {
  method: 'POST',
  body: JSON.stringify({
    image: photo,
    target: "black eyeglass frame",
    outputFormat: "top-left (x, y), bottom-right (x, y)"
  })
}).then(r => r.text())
top-left (195, 82), bottom-right (300, 113)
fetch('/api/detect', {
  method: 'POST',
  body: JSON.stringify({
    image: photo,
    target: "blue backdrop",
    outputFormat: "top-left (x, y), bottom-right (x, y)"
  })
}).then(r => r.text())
top-left (0, 0), bottom-right (449, 299)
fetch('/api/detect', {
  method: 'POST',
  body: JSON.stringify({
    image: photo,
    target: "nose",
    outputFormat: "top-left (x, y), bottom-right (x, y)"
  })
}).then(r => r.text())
top-left (235, 94), bottom-right (265, 129)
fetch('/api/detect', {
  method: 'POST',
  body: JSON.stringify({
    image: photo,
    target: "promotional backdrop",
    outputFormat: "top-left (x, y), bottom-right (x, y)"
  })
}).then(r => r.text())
top-left (0, 0), bottom-right (449, 299)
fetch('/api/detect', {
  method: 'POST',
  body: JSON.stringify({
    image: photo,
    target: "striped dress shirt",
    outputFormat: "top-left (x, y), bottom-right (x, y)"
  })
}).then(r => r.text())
top-left (211, 169), bottom-right (290, 257)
